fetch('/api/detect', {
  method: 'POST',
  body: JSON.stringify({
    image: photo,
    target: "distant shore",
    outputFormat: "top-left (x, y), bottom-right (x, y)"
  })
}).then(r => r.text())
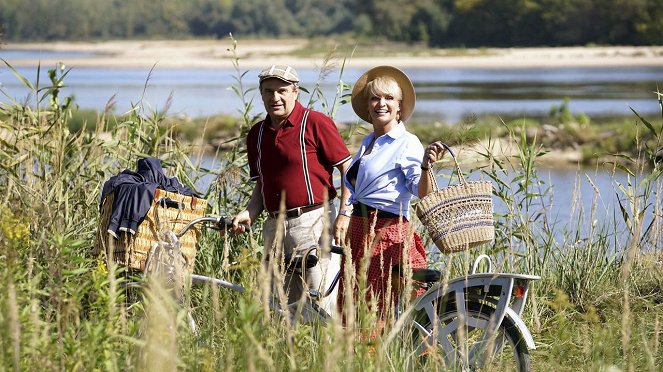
top-left (3, 39), bottom-right (663, 69)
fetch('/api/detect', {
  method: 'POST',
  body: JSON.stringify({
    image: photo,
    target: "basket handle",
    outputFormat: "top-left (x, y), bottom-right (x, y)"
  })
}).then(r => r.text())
top-left (426, 143), bottom-right (466, 192)
top-left (472, 254), bottom-right (493, 274)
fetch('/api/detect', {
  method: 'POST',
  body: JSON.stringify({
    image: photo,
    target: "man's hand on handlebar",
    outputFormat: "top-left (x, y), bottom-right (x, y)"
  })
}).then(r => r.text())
top-left (231, 210), bottom-right (252, 233)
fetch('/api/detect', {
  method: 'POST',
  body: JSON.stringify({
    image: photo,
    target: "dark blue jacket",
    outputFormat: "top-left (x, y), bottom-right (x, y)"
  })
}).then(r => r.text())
top-left (100, 157), bottom-right (194, 237)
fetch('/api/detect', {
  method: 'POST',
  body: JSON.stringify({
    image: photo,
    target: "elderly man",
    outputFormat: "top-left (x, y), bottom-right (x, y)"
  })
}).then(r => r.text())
top-left (232, 65), bottom-right (352, 315)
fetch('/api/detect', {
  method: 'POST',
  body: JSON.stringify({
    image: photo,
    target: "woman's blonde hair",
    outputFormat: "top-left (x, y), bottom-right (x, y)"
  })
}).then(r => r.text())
top-left (366, 76), bottom-right (403, 101)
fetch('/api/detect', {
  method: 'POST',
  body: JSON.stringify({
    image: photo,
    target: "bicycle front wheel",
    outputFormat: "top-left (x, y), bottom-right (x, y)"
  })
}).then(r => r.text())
top-left (415, 301), bottom-right (531, 371)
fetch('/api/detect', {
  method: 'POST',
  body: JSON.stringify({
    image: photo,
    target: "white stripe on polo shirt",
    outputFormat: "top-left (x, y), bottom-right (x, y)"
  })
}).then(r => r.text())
top-left (299, 110), bottom-right (314, 205)
top-left (256, 122), bottom-right (266, 204)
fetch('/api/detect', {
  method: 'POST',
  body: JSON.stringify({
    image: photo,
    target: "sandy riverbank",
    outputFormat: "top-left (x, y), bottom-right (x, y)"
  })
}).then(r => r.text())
top-left (3, 39), bottom-right (663, 69)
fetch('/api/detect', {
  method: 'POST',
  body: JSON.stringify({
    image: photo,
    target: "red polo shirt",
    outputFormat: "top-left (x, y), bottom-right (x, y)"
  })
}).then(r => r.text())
top-left (247, 101), bottom-right (351, 213)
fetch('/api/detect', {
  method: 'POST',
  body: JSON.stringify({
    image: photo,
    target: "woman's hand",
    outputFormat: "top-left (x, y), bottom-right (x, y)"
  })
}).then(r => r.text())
top-left (333, 212), bottom-right (350, 246)
top-left (422, 141), bottom-right (447, 168)
top-left (418, 141), bottom-right (447, 198)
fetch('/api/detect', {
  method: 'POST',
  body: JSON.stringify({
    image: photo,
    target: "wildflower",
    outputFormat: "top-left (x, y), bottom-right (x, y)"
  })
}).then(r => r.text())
top-left (94, 257), bottom-right (109, 276)
top-left (0, 208), bottom-right (30, 244)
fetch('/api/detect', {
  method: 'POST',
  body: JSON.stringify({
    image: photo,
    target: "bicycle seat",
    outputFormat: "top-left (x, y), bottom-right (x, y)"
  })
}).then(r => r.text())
top-left (412, 268), bottom-right (442, 283)
top-left (392, 265), bottom-right (442, 283)
top-left (286, 254), bottom-right (319, 271)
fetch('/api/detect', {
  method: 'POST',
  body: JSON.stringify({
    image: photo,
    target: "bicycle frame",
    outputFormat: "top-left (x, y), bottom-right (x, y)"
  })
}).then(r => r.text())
top-left (167, 214), bottom-right (338, 324)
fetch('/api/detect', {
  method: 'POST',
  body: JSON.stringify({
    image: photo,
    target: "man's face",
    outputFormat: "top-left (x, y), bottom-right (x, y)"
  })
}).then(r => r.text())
top-left (260, 78), bottom-right (299, 122)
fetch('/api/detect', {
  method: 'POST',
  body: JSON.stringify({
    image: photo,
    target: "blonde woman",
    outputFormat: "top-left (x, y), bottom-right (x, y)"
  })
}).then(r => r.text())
top-left (337, 66), bottom-right (445, 322)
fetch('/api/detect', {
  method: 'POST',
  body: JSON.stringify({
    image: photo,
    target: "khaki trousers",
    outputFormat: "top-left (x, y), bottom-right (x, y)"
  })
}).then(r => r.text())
top-left (263, 203), bottom-right (340, 317)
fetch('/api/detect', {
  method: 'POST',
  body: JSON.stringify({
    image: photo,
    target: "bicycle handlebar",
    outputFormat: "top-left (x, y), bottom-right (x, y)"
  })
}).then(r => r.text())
top-left (175, 215), bottom-right (250, 238)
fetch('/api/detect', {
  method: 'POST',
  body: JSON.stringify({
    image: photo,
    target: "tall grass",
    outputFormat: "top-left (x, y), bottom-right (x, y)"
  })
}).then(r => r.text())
top-left (0, 40), bottom-right (662, 371)
top-left (469, 96), bottom-right (663, 369)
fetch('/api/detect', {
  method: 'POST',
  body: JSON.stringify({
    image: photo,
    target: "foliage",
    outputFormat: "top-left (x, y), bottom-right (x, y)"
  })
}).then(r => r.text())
top-left (0, 39), bottom-right (662, 370)
top-left (549, 98), bottom-right (578, 125)
top-left (1, 0), bottom-right (663, 47)
top-left (408, 115), bottom-right (485, 148)
top-left (472, 111), bottom-right (663, 368)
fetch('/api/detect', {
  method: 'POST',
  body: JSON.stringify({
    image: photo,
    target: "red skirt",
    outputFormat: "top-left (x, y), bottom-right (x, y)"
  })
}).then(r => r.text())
top-left (338, 214), bottom-right (427, 318)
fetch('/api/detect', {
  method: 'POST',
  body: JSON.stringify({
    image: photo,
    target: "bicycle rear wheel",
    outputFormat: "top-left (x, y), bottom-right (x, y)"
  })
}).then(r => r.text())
top-left (415, 301), bottom-right (531, 371)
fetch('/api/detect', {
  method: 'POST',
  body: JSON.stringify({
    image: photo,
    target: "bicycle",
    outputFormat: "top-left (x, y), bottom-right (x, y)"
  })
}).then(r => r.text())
top-left (128, 197), bottom-right (540, 371)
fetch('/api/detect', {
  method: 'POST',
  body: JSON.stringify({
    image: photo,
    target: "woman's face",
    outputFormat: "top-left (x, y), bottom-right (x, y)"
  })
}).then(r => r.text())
top-left (367, 91), bottom-right (400, 125)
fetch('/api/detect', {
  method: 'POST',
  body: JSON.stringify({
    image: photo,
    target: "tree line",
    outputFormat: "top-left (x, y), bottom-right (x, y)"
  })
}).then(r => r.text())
top-left (1, 0), bottom-right (661, 46)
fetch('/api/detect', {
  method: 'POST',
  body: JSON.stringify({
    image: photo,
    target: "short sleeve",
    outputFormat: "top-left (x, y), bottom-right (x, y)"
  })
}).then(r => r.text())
top-left (310, 112), bottom-right (351, 167)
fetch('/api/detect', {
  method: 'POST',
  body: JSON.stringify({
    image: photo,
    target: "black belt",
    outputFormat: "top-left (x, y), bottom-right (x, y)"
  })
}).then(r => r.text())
top-left (267, 203), bottom-right (324, 219)
top-left (352, 202), bottom-right (400, 218)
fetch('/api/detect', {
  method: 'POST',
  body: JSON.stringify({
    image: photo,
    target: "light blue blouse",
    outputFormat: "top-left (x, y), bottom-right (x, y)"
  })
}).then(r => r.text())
top-left (344, 122), bottom-right (424, 218)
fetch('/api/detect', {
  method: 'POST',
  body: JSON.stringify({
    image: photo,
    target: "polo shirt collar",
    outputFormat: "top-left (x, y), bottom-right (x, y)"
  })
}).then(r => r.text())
top-left (263, 101), bottom-right (305, 129)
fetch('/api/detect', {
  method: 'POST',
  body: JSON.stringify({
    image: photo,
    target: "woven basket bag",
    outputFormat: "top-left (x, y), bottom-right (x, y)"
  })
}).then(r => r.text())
top-left (95, 188), bottom-right (208, 275)
top-left (416, 145), bottom-right (494, 253)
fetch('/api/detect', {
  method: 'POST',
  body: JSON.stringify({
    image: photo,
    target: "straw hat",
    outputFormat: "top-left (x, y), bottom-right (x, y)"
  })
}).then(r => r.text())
top-left (351, 65), bottom-right (416, 123)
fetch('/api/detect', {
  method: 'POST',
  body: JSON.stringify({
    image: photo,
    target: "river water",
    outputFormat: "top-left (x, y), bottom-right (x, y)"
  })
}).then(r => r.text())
top-left (1, 49), bottom-right (662, 123)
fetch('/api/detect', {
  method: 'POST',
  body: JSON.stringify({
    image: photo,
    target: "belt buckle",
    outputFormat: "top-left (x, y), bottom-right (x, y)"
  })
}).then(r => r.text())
top-left (281, 206), bottom-right (303, 219)
top-left (290, 206), bottom-right (303, 218)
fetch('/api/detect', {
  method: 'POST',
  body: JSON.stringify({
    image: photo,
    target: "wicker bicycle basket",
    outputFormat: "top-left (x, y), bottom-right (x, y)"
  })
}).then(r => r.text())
top-left (416, 145), bottom-right (494, 253)
top-left (95, 189), bottom-right (208, 275)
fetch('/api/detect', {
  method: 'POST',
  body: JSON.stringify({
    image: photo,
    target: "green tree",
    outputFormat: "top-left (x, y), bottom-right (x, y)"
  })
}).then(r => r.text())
top-left (635, 0), bottom-right (663, 44)
top-left (291, 0), bottom-right (354, 35)
top-left (413, 0), bottom-right (453, 46)
top-left (186, 0), bottom-right (233, 37)
top-left (539, 0), bottom-right (597, 45)
top-left (0, 0), bottom-right (660, 46)
top-left (447, 0), bottom-right (545, 46)
top-left (230, 0), bottom-right (300, 36)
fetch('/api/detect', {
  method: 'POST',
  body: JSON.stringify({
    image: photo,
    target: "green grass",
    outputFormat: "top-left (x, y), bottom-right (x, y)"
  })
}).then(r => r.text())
top-left (0, 40), bottom-right (662, 370)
